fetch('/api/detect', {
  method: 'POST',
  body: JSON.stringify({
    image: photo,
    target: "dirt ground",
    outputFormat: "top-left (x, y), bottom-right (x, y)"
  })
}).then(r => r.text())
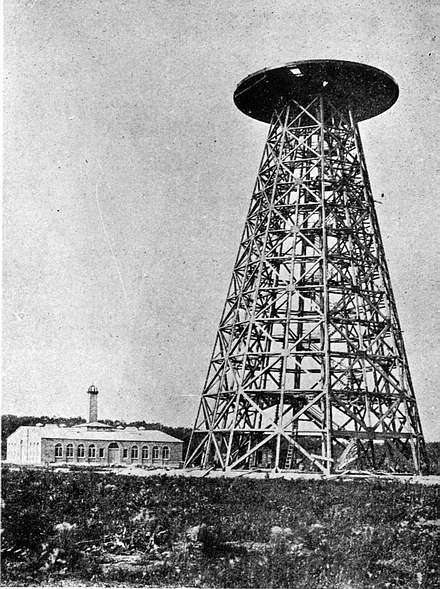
top-left (111, 465), bottom-right (440, 485)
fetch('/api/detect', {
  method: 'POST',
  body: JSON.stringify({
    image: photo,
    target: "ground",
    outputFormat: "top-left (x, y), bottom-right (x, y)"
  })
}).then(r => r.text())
top-left (1, 465), bottom-right (440, 588)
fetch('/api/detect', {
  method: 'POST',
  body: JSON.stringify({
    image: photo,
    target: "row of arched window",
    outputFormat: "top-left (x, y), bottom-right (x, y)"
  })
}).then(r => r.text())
top-left (54, 443), bottom-right (170, 460)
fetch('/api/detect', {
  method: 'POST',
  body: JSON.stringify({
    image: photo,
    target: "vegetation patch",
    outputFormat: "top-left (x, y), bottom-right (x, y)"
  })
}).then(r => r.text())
top-left (1, 466), bottom-right (439, 588)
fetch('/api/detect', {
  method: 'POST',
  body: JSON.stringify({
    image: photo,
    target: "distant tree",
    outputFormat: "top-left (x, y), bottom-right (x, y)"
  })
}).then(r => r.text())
top-left (427, 442), bottom-right (440, 475)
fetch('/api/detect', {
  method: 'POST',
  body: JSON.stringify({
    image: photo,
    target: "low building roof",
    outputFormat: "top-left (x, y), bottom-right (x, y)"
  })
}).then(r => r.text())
top-left (76, 421), bottom-right (114, 429)
top-left (9, 425), bottom-right (183, 444)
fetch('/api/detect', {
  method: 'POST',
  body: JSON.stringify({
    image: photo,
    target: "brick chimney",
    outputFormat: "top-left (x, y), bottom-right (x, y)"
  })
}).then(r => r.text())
top-left (87, 385), bottom-right (99, 422)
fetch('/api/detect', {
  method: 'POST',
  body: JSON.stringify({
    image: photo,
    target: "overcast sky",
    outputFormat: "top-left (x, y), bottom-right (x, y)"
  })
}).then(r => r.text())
top-left (4, 0), bottom-right (440, 440)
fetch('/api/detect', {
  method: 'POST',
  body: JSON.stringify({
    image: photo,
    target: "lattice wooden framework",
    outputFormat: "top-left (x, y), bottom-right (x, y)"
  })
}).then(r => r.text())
top-left (185, 61), bottom-right (428, 474)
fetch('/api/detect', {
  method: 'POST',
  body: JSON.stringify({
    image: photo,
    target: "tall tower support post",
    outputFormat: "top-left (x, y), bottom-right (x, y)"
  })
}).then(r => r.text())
top-left (185, 60), bottom-right (428, 475)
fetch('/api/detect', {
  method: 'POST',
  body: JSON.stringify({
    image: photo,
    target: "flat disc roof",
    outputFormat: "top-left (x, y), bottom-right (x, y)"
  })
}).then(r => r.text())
top-left (233, 60), bottom-right (399, 123)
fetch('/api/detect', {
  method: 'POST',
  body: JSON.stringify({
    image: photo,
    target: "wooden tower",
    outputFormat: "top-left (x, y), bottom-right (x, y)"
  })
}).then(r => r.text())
top-left (185, 60), bottom-right (428, 475)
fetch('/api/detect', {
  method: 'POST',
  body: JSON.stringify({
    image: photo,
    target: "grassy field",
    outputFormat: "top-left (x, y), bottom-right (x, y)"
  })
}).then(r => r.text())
top-left (1, 466), bottom-right (440, 588)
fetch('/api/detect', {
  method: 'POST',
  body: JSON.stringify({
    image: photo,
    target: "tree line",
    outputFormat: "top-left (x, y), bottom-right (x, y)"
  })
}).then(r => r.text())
top-left (2, 414), bottom-right (438, 473)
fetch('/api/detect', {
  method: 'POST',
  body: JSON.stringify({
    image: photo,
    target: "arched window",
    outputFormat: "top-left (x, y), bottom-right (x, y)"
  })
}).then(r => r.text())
top-left (162, 446), bottom-right (170, 460)
top-left (77, 444), bottom-right (85, 458)
top-left (152, 446), bottom-right (159, 460)
top-left (88, 444), bottom-right (96, 458)
top-left (66, 444), bottom-right (74, 458)
top-left (131, 445), bottom-right (138, 460)
top-left (55, 443), bottom-right (63, 458)
top-left (142, 446), bottom-right (149, 459)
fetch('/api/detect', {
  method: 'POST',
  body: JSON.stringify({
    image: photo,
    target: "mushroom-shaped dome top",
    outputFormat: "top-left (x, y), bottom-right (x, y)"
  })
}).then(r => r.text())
top-left (233, 60), bottom-right (399, 123)
top-left (87, 384), bottom-right (99, 394)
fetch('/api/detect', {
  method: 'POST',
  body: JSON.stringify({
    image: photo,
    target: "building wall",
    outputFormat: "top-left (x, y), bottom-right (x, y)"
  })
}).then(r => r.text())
top-left (6, 428), bottom-right (43, 464)
top-left (41, 437), bottom-right (182, 466)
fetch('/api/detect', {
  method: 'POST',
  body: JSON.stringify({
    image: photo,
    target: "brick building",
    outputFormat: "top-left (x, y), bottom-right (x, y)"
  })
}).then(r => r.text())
top-left (6, 386), bottom-right (183, 467)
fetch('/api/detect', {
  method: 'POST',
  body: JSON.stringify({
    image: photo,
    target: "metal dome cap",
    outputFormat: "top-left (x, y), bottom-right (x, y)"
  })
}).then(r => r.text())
top-left (234, 59), bottom-right (399, 123)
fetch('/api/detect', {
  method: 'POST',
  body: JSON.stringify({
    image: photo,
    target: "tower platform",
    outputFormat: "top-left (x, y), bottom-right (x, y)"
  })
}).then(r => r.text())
top-left (234, 59), bottom-right (399, 122)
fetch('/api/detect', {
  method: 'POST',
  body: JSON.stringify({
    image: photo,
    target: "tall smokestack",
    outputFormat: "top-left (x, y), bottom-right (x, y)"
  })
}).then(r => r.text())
top-left (87, 385), bottom-right (98, 422)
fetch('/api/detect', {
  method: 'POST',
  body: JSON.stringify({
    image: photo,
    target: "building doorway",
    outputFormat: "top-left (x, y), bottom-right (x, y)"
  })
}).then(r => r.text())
top-left (108, 442), bottom-right (120, 464)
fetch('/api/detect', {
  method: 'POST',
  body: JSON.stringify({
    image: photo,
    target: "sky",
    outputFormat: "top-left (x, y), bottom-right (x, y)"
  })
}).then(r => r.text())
top-left (3, 0), bottom-right (440, 440)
